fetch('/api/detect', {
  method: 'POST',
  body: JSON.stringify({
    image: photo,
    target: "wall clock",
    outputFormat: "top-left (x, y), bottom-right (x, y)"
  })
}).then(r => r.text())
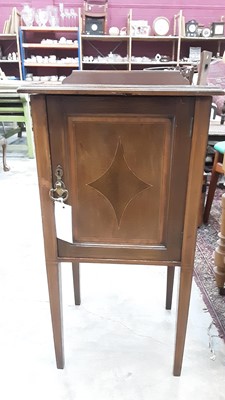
top-left (201, 27), bottom-right (211, 38)
top-left (185, 20), bottom-right (198, 37)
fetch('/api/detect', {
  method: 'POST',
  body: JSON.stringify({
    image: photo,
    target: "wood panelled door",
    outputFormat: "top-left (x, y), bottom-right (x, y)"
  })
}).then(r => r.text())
top-left (47, 94), bottom-right (194, 263)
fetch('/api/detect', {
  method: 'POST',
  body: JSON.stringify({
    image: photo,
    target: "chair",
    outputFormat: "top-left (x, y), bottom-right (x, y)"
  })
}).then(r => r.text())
top-left (201, 57), bottom-right (225, 223)
top-left (82, 0), bottom-right (108, 34)
top-left (203, 141), bottom-right (225, 223)
top-left (144, 65), bottom-right (195, 84)
top-left (196, 50), bottom-right (212, 85)
top-left (144, 52), bottom-right (211, 226)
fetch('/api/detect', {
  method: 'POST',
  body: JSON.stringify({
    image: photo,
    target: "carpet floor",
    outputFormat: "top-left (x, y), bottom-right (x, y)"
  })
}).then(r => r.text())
top-left (194, 187), bottom-right (225, 340)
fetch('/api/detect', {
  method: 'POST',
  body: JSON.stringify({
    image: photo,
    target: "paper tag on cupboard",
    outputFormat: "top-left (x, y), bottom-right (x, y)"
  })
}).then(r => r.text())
top-left (54, 201), bottom-right (73, 243)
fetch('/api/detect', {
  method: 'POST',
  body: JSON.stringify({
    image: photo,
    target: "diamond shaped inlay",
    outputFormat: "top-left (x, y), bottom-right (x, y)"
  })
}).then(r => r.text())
top-left (88, 140), bottom-right (152, 225)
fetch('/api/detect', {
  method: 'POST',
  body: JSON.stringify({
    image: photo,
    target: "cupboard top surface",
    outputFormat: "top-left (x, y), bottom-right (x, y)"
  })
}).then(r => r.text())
top-left (17, 70), bottom-right (225, 96)
top-left (18, 83), bottom-right (224, 96)
top-left (18, 70), bottom-right (224, 96)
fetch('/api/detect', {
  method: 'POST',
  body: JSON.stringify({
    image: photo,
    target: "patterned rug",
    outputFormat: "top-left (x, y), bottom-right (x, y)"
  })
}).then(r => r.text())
top-left (194, 188), bottom-right (225, 340)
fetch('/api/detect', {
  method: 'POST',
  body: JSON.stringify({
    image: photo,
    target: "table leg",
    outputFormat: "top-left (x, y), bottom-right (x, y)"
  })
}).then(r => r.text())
top-left (173, 268), bottom-right (193, 376)
top-left (214, 193), bottom-right (225, 293)
top-left (72, 262), bottom-right (81, 305)
top-left (1, 136), bottom-right (10, 171)
top-left (46, 261), bottom-right (64, 369)
top-left (166, 266), bottom-right (175, 310)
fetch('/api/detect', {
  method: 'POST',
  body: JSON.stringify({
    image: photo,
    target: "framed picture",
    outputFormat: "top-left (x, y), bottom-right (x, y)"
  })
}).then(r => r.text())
top-left (189, 47), bottom-right (201, 62)
top-left (84, 17), bottom-right (105, 35)
top-left (211, 22), bottom-right (224, 36)
top-left (131, 20), bottom-right (150, 36)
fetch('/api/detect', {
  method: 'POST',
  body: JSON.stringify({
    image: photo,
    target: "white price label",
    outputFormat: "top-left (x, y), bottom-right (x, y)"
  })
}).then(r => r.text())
top-left (54, 201), bottom-right (73, 243)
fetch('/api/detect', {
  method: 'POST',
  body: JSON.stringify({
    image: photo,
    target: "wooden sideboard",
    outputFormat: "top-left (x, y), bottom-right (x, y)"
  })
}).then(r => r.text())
top-left (19, 71), bottom-right (223, 376)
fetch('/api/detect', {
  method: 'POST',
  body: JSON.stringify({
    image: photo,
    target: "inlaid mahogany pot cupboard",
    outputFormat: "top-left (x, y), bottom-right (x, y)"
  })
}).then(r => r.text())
top-left (19, 70), bottom-right (223, 376)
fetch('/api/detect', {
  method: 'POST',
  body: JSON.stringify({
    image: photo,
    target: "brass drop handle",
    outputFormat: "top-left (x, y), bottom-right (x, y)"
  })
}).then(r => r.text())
top-left (49, 165), bottom-right (69, 202)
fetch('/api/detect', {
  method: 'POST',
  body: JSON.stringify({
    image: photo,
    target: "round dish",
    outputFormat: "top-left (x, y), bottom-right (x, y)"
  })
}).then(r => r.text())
top-left (201, 27), bottom-right (211, 38)
top-left (153, 17), bottom-right (170, 36)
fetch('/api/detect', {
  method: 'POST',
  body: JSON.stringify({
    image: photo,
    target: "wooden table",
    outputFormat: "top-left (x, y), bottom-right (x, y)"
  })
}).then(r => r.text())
top-left (19, 71), bottom-right (223, 376)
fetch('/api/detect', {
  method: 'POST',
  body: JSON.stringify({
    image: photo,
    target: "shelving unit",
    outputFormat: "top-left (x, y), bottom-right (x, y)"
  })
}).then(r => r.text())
top-left (0, 34), bottom-right (22, 79)
top-left (16, 10), bottom-right (225, 77)
top-left (79, 34), bottom-right (181, 71)
top-left (78, 8), bottom-right (180, 70)
top-left (80, 34), bottom-right (130, 70)
top-left (130, 35), bottom-right (179, 70)
top-left (19, 26), bottom-right (80, 81)
top-left (179, 36), bottom-right (225, 62)
top-left (78, 8), bottom-right (225, 71)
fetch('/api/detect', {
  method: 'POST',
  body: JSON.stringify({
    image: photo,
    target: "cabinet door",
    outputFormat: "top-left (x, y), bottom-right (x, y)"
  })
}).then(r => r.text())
top-left (47, 94), bottom-right (194, 263)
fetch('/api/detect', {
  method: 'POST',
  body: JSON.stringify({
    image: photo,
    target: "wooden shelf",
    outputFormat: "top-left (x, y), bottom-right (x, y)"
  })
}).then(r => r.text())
top-left (24, 62), bottom-right (79, 68)
top-left (20, 26), bottom-right (78, 32)
top-left (0, 60), bottom-right (20, 63)
top-left (0, 34), bottom-right (17, 40)
top-left (131, 35), bottom-right (179, 41)
top-left (81, 34), bottom-right (178, 42)
top-left (82, 61), bottom-right (129, 64)
top-left (181, 36), bottom-right (225, 41)
top-left (23, 43), bottom-right (78, 49)
top-left (81, 34), bottom-right (130, 41)
top-left (131, 61), bottom-right (177, 65)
